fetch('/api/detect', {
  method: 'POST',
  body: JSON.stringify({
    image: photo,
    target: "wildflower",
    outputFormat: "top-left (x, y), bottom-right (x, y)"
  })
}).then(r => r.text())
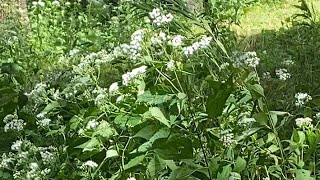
top-left (109, 82), bottom-right (119, 95)
top-left (182, 36), bottom-right (212, 56)
top-left (127, 177), bottom-right (136, 180)
top-left (4, 118), bottom-right (26, 132)
top-left (170, 35), bottom-right (184, 47)
top-left (116, 95), bottom-right (125, 103)
top-left (52, 0), bottom-right (60, 6)
top-left (37, 118), bottom-right (51, 127)
top-left (83, 160), bottom-right (98, 168)
top-left (315, 113), bottom-right (320, 119)
top-left (220, 129), bottom-right (235, 147)
top-left (166, 60), bottom-right (175, 71)
top-left (234, 51), bottom-right (260, 68)
top-left (275, 68), bottom-right (291, 80)
top-left (86, 120), bottom-right (99, 129)
top-left (295, 93), bottom-right (312, 107)
top-left (122, 66), bottom-right (147, 86)
top-left (11, 140), bottom-right (23, 151)
top-left (0, 154), bottom-right (13, 169)
top-left (282, 59), bottom-right (294, 66)
top-left (40, 151), bottom-right (55, 164)
top-left (149, 8), bottom-right (174, 26)
top-left (220, 62), bottom-right (230, 70)
top-left (262, 72), bottom-right (271, 79)
top-left (30, 162), bottom-right (39, 170)
top-left (65, 2), bottom-right (71, 6)
top-left (295, 117), bottom-right (313, 128)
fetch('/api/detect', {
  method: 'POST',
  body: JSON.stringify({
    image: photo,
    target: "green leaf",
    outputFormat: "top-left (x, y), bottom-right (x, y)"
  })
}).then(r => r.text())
top-left (106, 149), bottom-right (118, 158)
top-left (206, 85), bottom-right (232, 118)
top-left (93, 121), bottom-right (116, 139)
top-left (234, 157), bottom-right (246, 173)
top-left (75, 137), bottom-right (100, 152)
top-left (247, 84), bottom-right (265, 97)
top-left (147, 155), bottom-right (166, 178)
top-left (153, 135), bottom-right (193, 160)
top-left (217, 165), bottom-right (232, 180)
top-left (138, 128), bottom-right (170, 152)
top-left (42, 101), bottom-right (60, 114)
top-left (149, 107), bottom-right (170, 127)
top-left (134, 125), bottom-right (158, 140)
top-left (124, 154), bottom-right (145, 170)
top-left (296, 169), bottom-right (314, 180)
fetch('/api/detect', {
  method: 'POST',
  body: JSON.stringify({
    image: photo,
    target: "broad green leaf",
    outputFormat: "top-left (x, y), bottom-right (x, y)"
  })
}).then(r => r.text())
top-left (93, 121), bottom-right (115, 139)
top-left (147, 155), bottom-right (166, 178)
top-left (149, 107), bottom-right (170, 127)
top-left (42, 101), bottom-right (60, 114)
top-left (106, 149), bottom-right (118, 158)
top-left (134, 125), bottom-right (158, 140)
top-left (234, 157), bottom-right (246, 173)
top-left (296, 169), bottom-right (314, 180)
top-left (124, 154), bottom-right (145, 170)
top-left (153, 135), bottom-right (193, 160)
top-left (217, 165), bottom-right (232, 180)
top-left (206, 87), bottom-right (232, 118)
top-left (75, 137), bottom-right (100, 152)
top-left (138, 128), bottom-right (170, 152)
top-left (247, 84), bottom-right (264, 97)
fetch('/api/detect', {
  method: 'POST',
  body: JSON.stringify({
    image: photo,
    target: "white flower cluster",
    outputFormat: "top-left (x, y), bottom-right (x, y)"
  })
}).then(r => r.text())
top-left (170, 35), bottom-right (184, 47)
top-left (220, 62), bottom-right (230, 70)
top-left (0, 153), bottom-right (13, 169)
top-left (32, 0), bottom-right (45, 8)
top-left (275, 68), bottom-right (291, 80)
top-left (281, 59), bottom-right (294, 66)
top-left (295, 117), bottom-right (313, 128)
top-left (86, 120), bottom-right (99, 129)
top-left (113, 29), bottom-right (145, 60)
top-left (3, 113), bottom-right (26, 132)
top-left (149, 8), bottom-right (173, 26)
top-left (82, 160), bottom-right (98, 169)
top-left (38, 146), bottom-right (57, 165)
top-left (295, 92), bottom-right (312, 107)
top-left (262, 71), bottom-right (271, 79)
top-left (315, 113), bottom-right (320, 119)
top-left (52, 0), bottom-right (60, 7)
top-left (36, 112), bottom-right (51, 128)
top-left (25, 83), bottom-right (48, 104)
top-left (234, 51), bottom-right (260, 68)
top-left (220, 129), bottom-right (235, 147)
top-left (11, 140), bottom-right (23, 151)
top-left (166, 60), bottom-right (176, 71)
top-left (109, 82), bottom-right (119, 95)
top-left (122, 66), bottom-right (147, 86)
top-left (182, 36), bottom-right (212, 56)
top-left (151, 31), bottom-right (168, 45)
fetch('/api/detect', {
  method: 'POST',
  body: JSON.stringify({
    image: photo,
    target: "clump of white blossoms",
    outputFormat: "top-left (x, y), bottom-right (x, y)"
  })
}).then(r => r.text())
top-left (11, 140), bottom-right (23, 151)
top-left (109, 82), bottom-right (119, 95)
top-left (275, 68), bottom-right (291, 80)
top-left (169, 35), bottom-right (184, 47)
top-left (151, 31), bottom-right (168, 45)
top-left (3, 113), bottom-right (26, 132)
top-left (315, 112), bottom-right (320, 119)
top-left (182, 35), bottom-right (212, 55)
top-left (25, 83), bottom-right (48, 104)
top-left (295, 92), bottom-right (312, 107)
top-left (166, 60), bottom-right (176, 71)
top-left (52, 0), bottom-right (60, 7)
top-left (82, 160), bottom-right (98, 169)
top-left (128, 29), bottom-right (145, 60)
top-left (262, 71), bottom-right (271, 80)
top-left (32, 0), bottom-right (45, 8)
top-left (122, 66), bottom-right (147, 86)
top-left (234, 51), bottom-right (260, 68)
top-left (149, 8), bottom-right (173, 26)
top-left (295, 117), bottom-right (313, 128)
top-left (37, 118), bottom-right (51, 127)
top-left (220, 129), bottom-right (235, 147)
top-left (86, 120), bottom-right (99, 129)
top-left (281, 59), bottom-right (294, 66)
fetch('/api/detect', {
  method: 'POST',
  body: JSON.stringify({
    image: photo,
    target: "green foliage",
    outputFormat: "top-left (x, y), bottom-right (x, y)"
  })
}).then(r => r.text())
top-left (0, 0), bottom-right (320, 180)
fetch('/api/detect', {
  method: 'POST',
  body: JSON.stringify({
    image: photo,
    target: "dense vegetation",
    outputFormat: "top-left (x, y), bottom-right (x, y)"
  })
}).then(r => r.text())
top-left (0, 0), bottom-right (320, 179)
